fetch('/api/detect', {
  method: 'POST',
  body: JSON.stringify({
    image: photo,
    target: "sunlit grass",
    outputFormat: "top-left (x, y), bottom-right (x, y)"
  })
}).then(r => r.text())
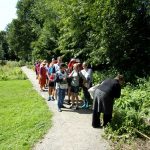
top-left (0, 80), bottom-right (52, 150)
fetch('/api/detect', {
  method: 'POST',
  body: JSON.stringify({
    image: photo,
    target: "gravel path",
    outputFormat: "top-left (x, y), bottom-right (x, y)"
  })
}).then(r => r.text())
top-left (21, 66), bottom-right (110, 150)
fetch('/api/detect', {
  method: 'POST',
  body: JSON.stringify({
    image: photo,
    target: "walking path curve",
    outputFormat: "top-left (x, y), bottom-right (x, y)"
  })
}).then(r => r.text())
top-left (21, 66), bottom-right (110, 150)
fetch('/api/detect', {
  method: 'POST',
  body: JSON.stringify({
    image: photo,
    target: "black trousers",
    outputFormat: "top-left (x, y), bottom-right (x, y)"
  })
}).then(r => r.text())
top-left (103, 114), bottom-right (112, 126)
top-left (82, 85), bottom-right (91, 103)
top-left (92, 98), bottom-right (112, 128)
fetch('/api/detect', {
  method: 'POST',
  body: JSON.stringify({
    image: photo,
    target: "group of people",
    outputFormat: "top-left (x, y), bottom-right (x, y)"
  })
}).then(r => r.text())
top-left (35, 56), bottom-right (93, 112)
top-left (34, 56), bottom-right (124, 128)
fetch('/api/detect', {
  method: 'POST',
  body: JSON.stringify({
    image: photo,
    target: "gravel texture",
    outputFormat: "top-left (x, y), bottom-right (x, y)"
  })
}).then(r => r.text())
top-left (21, 66), bottom-right (110, 150)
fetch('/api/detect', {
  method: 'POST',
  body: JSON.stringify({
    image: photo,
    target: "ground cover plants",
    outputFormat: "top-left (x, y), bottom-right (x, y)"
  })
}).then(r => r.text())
top-left (93, 71), bottom-right (150, 149)
top-left (0, 62), bottom-right (52, 150)
top-left (0, 61), bottom-right (27, 80)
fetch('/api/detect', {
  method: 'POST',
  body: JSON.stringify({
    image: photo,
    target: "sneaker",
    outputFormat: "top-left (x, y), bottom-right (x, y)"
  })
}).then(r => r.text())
top-left (67, 100), bottom-right (71, 105)
top-left (61, 105), bottom-right (66, 108)
top-left (48, 96), bottom-right (51, 101)
top-left (85, 102), bottom-right (89, 109)
top-left (51, 96), bottom-right (55, 101)
top-left (75, 105), bottom-right (79, 110)
top-left (81, 104), bottom-right (86, 109)
top-left (69, 104), bottom-right (75, 109)
top-left (58, 108), bottom-right (62, 112)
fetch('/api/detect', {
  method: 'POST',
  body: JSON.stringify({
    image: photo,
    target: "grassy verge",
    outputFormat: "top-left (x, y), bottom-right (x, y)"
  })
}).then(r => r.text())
top-left (0, 80), bottom-right (52, 150)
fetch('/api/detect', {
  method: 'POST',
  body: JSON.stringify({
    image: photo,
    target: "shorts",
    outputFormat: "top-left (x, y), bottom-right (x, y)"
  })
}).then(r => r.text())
top-left (49, 81), bottom-right (55, 87)
top-left (67, 78), bottom-right (72, 86)
top-left (71, 86), bottom-right (79, 93)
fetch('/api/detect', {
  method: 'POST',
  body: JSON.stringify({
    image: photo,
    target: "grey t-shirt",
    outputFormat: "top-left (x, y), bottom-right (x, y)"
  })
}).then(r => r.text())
top-left (70, 70), bottom-right (79, 87)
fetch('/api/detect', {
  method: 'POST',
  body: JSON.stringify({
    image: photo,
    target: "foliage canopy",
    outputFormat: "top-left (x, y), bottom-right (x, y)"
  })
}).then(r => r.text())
top-left (0, 0), bottom-right (149, 81)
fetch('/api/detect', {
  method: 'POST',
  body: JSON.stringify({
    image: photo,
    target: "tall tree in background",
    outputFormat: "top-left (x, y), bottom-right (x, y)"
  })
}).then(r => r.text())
top-left (56, 0), bottom-right (93, 61)
top-left (7, 0), bottom-right (36, 61)
top-left (102, 0), bottom-right (150, 77)
top-left (5, 0), bottom-right (150, 80)
top-left (0, 31), bottom-right (9, 60)
top-left (31, 0), bottom-right (59, 61)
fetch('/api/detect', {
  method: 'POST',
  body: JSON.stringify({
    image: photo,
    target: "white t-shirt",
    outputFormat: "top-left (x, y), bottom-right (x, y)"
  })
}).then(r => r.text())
top-left (54, 63), bottom-right (60, 73)
top-left (81, 68), bottom-right (93, 88)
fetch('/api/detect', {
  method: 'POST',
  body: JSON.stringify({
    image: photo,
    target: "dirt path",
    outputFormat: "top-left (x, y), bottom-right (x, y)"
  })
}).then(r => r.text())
top-left (21, 66), bottom-right (110, 150)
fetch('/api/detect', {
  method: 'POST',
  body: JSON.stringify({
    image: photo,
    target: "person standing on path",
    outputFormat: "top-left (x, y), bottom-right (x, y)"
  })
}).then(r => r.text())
top-left (54, 56), bottom-right (63, 73)
top-left (47, 59), bottom-right (56, 101)
top-left (80, 62), bottom-right (93, 109)
top-left (67, 58), bottom-right (77, 105)
top-left (54, 56), bottom-right (63, 100)
top-left (39, 61), bottom-right (47, 91)
top-left (92, 74), bottom-right (124, 128)
top-left (34, 61), bottom-right (40, 79)
top-left (69, 63), bottom-right (82, 110)
top-left (55, 63), bottom-right (68, 112)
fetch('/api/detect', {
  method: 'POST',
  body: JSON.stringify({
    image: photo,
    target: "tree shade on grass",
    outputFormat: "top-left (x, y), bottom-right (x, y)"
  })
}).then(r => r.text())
top-left (0, 80), bottom-right (52, 150)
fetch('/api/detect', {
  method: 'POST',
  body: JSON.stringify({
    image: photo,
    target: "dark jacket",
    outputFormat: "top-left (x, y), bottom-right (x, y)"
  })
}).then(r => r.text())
top-left (94, 78), bottom-right (121, 114)
top-left (99, 78), bottom-right (121, 98)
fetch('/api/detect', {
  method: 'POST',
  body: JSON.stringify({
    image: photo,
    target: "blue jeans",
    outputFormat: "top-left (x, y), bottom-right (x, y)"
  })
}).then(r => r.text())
top-left (57, 88), bottom-right (66, 109)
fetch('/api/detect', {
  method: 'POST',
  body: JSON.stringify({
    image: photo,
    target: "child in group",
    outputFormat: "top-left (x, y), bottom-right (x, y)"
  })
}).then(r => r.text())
top-left (47, 60), bottom-right (56, 101)
top-left (55, 63), bottom-right (68, 112)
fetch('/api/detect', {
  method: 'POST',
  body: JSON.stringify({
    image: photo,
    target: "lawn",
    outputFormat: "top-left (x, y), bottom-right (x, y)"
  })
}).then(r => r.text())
top-left (0, 80), bottom-right (52, 150)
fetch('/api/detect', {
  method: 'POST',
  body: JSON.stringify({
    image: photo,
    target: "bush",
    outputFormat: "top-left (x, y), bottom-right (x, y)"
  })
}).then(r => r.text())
top-left (93, 68), bottom-right (118, 85)
top-left (0, 64), bottom-right (27, 80)
top-left (0, 60), bottom-right (7, 65)
top-left (93, 70), bottom-right (150, 143)
top-left (6, 61), bottom-right (20, 67)
top-left (104, 77), bottom-right (150, 141)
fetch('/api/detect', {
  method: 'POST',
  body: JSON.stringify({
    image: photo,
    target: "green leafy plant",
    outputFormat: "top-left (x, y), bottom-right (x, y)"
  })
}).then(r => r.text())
top-left (104, 77), bottom-right (150, 141)
top-left (0, 61), bottom-right (27, 80)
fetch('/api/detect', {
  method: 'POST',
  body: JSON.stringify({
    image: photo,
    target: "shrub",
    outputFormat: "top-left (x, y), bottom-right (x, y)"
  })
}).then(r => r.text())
top-left (0, 60), bottom-right (7, 65)
top-left (0, 65), bottom-right (27, 80)
top-left (104, 77), bottom-right (150, 141)
top-left (93, 70), bottom-right (150, 142)
top-left (93, 68), bottom-right (118, 85)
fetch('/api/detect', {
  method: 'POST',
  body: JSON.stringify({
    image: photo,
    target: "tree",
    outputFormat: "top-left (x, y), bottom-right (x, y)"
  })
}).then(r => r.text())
top-left (6, 0), bottom-right (36, 61)
top-left (0, 31), bottom-right (9, 60)
top-left (101, 0), bottom-right (150, 78)
top-left (31, 0), bottom-right (60, 61)
top-left (5, 0), bottom-right (150, 80)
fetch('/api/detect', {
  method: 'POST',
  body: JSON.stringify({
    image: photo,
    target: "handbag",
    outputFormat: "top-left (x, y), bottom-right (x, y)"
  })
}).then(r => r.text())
top-left (88, 84), bottom-right (100, 99)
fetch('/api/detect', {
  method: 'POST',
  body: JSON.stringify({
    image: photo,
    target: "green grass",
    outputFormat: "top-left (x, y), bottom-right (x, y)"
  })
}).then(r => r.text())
top-left (0, 80), bottom-right (52, 150)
